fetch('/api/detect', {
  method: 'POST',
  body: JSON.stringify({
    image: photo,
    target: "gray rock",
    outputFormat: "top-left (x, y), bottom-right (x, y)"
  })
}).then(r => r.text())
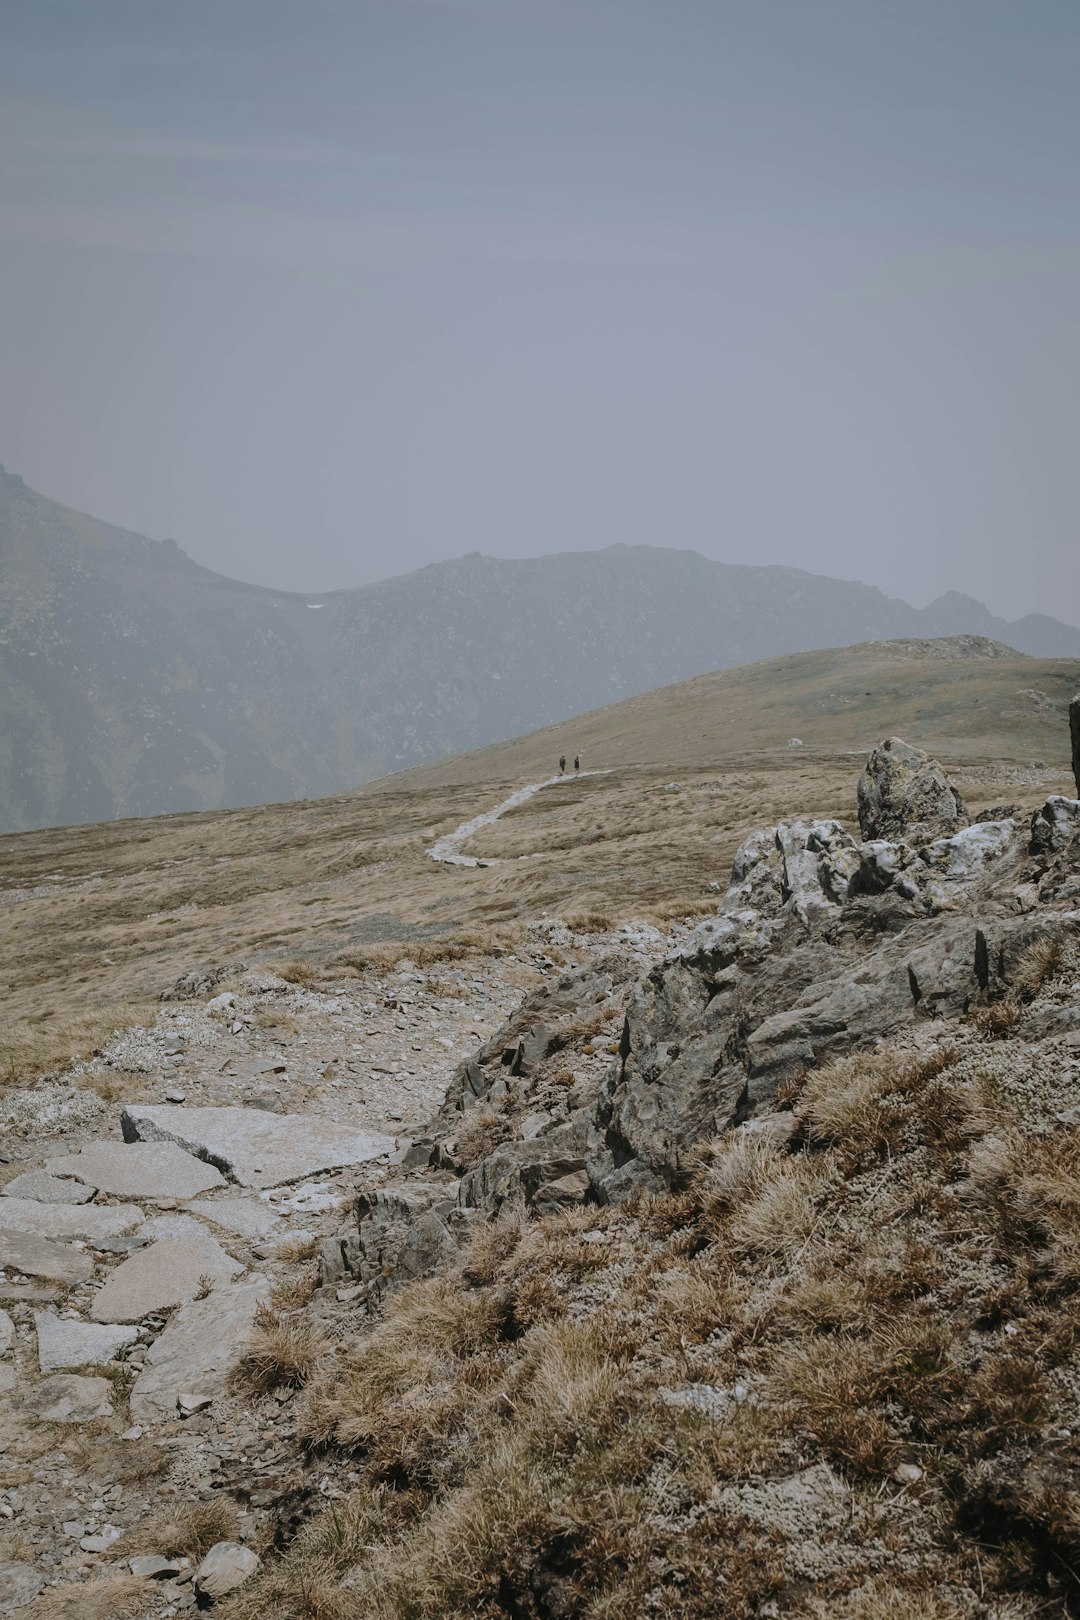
top-left (0, 1309), bottom-right (12, 1356)
top-left (128, 1275), bottom-right (269, 1423)
top-left (1030, 795), bottom-right (1080, 857)
top-left (129, 1556), bottom-right (183, 1579)
top-left (90, 1234), bottom-right (243, 1323)
top-left (0, 1365), bottom-right (15, 1394)
top-left (0, 1230), bottom-right (92, 1285)
top-left (0, 1563), bottom-right (44, 1613)
top-left (46, 1141), bottom-right (226, 1200)
top-left (121, 1103), bottom-right (394, 1189)
top-left (20, 1373), bottom-right (113, 1423)
top-left (181, 1197), bottom-right (284, 1242)
top-left (80, 1525), bottom-right (121, 1553)
top-left (1071, 694), bottom-right (1080, 797)
top-left (320, 1185), bottom-right (457, 1298)
top-left (194, 1541), bottom-right (260, 1602)
top-left (857, 736), bottom-right (967, 843)
top-left (0, 1198), bottom-right (143, 1243)
top-left (34, 1312), bottom-right (139, 1373)
top-left (1, 1172), bottom-right (95, 1205)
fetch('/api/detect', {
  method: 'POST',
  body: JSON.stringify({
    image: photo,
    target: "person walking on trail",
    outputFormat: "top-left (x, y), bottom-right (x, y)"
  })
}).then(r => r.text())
top-left (559, 755), bottom-right (566, 775)
top-left (574, 755), bottom-right (580, 773)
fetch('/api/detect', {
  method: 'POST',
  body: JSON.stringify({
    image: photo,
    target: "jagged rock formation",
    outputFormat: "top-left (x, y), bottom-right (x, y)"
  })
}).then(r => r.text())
top-left (1072, 692), bottom-right (1080, 795)
top-left (4, 461), bottom-right (1080, 832)
top-left (325, 746), bottom-right (1080, 1288)
top-left (856, 735), bottom-right (968, 843)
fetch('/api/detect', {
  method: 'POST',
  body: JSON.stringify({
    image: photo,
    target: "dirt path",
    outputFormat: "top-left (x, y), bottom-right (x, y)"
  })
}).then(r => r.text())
top-left (427, 771), bottom-right (608, 867)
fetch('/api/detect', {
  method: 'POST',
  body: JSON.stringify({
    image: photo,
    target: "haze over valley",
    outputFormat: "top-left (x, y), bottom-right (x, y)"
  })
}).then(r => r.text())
top-left (3, 464), bottom-right (1079, 834)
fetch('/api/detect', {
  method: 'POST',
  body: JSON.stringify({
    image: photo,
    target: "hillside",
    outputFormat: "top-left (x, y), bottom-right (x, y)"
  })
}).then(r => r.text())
top-left (1, 672), bottom-right (1079, 1617)
top-left (3, 462), bottom-right (1080, 833)
top-left (2, 636), bottom-right (1076, 1065)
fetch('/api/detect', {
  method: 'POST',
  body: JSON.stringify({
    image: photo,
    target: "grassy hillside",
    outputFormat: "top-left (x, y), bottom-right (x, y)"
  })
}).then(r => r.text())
top-left (2, 637), bottom-right (1076, 1086)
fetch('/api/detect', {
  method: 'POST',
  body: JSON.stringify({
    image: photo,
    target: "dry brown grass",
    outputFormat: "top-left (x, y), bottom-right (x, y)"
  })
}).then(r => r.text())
top-left (127, 1497), bottom-right (242, 1563)
top-left (0, 1004), bottom-right (153, 1088)
top-left (233, 1305), bottom-right (327, 1393)
top-left (26, 1574), bottom-right (147, 1620)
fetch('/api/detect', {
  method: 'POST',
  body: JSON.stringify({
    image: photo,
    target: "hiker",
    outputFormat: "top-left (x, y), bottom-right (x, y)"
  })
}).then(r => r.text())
top-left (559, 755), bottom-right (566, 775)
top-left (574, 755), bottom-right (580, 773)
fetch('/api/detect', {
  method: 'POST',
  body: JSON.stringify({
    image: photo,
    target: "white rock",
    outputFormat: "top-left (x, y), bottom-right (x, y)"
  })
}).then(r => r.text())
top-left (0, 1198), bottom-right (143, 1243)
top-left (46, 1141), bottom-right (226, 1200)
top-left (34, 1312), bottom-right (139, 1373)
top-left (129, 1276), bottom-right (270, 1423)
top-left (195, 1542), bottom-right (261, 1602)
top-left (90, 1235), bottom-right (243, 1324)
top-left (122, 1104), bottom-right (395, 1189)
top-left (1, 1171), bottom-right (95, 1205)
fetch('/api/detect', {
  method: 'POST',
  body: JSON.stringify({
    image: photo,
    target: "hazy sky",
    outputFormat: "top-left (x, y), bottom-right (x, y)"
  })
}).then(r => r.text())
top-left (2, 1), bottom-right (1080, 624)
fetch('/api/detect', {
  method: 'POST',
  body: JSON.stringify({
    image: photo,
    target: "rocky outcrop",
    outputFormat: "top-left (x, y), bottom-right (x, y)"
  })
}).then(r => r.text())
top-left (1071, 694), bottom-right (1080, 796)
top-left (323, 741), bottom-right (1080, 1286)
top-left (857, 736), bottom-right (968, 843)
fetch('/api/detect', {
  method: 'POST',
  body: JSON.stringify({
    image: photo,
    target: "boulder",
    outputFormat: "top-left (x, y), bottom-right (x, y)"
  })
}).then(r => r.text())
top-left (194, 1541), bottom-right (261, 1602)
top-left (90, 1234), bottom-right (243, 1323)
top-left (857, 737), bottom-right (967, 844)
top-left (129, 1275), bottom-right (269, 1423)
top-left (121, 1104), bottom-right (394, 1189)
top-left (20, 1373), bottom-right (113, 1423)
top-left (321, 1185), bottom-right (457, 1297)
top-left (1030, 795), bottom-right (1080, 857)
top-left (1071, 694), bottom-right (1080, 797)
top-left (0, 1231), bottom-right (92, 1285)
top-left (34, 1312), bottom-right (139, 1373)
top-left (46, 1141), bottom-right (225, 1200)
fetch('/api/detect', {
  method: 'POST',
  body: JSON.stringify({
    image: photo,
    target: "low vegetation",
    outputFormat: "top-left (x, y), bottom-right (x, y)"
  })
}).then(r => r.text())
top-left (221, 941), bottom-right (1080, 1620)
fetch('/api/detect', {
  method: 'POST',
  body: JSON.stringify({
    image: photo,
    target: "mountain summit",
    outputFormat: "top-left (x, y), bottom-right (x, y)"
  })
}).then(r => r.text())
top-left (2, 465), bottom-right (1079, 833)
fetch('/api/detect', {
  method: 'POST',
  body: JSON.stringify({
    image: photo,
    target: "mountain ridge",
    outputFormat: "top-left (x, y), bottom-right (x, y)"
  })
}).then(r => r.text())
top-left (3, 462), bottom-right (1080, 834)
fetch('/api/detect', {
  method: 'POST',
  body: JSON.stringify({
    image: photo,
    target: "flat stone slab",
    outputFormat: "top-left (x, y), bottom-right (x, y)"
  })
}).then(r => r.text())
top-left (0, 1562), bottom-right (45, 1612)
top-left (0, 1198), bottom-right (142, 1243)
top-left (20, 1373), bottom-right (113, 1423)
top-left (130, 1275), bottom-right (269, 1423)
top-left (0, 1231), bottom-right (92, 1285)
top-left (90, 1234), bottom-right (243, 1323)
top-left (35, 1312), bottom-right (139, 1373)
top-left (1, 1171), bottom-right (95, 1205)
top-left (46, 1141), bottom-right (226, 1199)
top-left (122, 1104), bottom-right (394, 1189)
top-left (183, 1197), bottom-right (284, 1242)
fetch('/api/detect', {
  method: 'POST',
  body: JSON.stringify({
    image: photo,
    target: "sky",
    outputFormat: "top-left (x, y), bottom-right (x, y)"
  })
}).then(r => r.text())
top-left (2, 1), bottom-right (1079, 625)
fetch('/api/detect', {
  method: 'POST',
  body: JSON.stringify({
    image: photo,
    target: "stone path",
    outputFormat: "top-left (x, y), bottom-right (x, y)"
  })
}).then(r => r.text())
top-left (427, 772), bottom-right (608, 867)
top-left (0, 929), bottom-right (584, 1615)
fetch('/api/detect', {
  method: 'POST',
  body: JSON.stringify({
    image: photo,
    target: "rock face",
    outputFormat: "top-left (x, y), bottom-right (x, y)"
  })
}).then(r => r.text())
top-left (1071, 693), bottom-right (1080, 796)
top-left (857, 736), bottom-right (968, 843)
top-left (324, 737), bottom-right (1080, 1287)
top-left (0, 1231), bottom-right (92, 1285)
top-left (0, 1197), bottom-right (142, 1242)
top-left (34, 1313), bottom-right (139, 1374)
top-left (20, 1373), bottom-right (113, 1423)
top-left (89, 1234), bottom-right (243, 1323)
top-left (121, 1104), bottom-right (394, 1189)
top-left (46, 1141), bottom-right (226, 1200)
top-left (129, 1275), bottom-right (270, 1423)
top-left (0, 1172), bottom-right (94, 1205)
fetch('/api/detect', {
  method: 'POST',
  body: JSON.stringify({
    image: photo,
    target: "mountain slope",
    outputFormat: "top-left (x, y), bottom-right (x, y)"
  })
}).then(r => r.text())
top-left (3, 462), bottom-right (1079, 832)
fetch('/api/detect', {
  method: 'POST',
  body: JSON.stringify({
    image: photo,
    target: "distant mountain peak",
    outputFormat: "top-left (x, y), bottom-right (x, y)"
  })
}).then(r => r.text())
top-left (2, 469), bottom-right (1079, 831)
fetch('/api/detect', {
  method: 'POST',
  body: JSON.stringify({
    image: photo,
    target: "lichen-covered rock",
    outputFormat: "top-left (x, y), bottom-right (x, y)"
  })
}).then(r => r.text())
top-left (857, 736), bottom-right (967, 843)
